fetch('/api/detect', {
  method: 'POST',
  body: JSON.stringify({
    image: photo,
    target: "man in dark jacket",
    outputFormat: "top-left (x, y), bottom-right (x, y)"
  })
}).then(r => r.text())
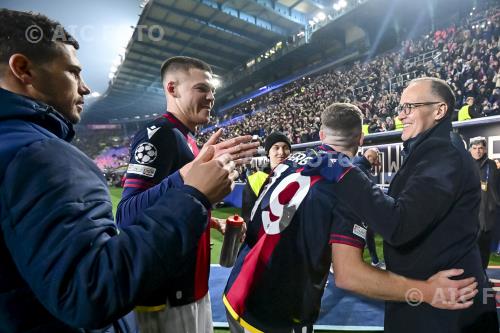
top-left (469, 136), bottom-right (500, 269)
top-left (332, 77), bottom-right (499, 332)
top-left (0, 10), bottom-right (234, 332)
top-left (225, 103), bottom-right (479, 333)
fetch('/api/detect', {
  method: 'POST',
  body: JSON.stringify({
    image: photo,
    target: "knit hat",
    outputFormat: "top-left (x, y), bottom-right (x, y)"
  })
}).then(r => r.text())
top-left (264, 132), bottom-right (291, 155)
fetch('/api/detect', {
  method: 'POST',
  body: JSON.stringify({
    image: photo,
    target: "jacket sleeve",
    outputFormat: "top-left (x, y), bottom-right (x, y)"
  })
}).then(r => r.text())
top-left (0, 139), bottom-right (209, 328)
top-left (334, 143), bottom-right (462, 247)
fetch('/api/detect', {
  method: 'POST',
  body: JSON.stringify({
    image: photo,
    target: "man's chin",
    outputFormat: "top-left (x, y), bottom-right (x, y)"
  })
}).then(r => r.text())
top-left (401, 130), bottom-right (410, 142)
top-left (197, 115), bottom-right (210, 125)
top-left (67, 110), bottom-right (81, 125)
top-left (54, 107), bottom-right (80, 125)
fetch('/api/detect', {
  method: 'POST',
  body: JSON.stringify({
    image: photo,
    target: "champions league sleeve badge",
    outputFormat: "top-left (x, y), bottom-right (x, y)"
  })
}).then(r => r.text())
top-left (134, 142), bottom-right (158, 164)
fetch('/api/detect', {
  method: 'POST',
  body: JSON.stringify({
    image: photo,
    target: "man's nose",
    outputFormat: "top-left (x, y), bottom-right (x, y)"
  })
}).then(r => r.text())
top-left (80, 78), bottom-right (91, 96)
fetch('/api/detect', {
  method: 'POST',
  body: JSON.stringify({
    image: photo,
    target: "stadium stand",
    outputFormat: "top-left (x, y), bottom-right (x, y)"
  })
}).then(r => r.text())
top-left (72, 1), bottom-right (499, 187)
top-left (72, 126), bottom-right (132, 185)
top-left (197, 3), bottom-right (499, 145)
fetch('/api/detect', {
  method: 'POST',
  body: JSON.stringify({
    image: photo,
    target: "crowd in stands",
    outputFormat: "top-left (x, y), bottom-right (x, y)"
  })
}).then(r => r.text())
top-left (73, 128), bottom-right (132, 185)
top-left (74, 4), bottom-right (499, 179)
top-left (73, 128), bottom-right (129, 159)
top-left (90, 146), bottom-right (129, 170)
top-left (197, 4), bottom-right (500, 145)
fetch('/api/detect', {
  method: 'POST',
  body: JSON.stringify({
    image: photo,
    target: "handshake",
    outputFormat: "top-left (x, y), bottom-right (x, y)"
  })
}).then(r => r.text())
top-left (180, 129), bottom-right (260, 204)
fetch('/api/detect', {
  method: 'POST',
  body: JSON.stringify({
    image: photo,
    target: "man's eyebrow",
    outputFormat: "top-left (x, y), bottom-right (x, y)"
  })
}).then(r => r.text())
top-left (69, 65), bottom-right (82, 73)
top-left (195, 82), bottom-right (215, 90)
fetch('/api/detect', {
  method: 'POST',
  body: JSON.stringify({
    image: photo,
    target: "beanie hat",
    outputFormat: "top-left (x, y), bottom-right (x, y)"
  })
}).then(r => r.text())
top-left (264, 132), bottom-right (291, 155)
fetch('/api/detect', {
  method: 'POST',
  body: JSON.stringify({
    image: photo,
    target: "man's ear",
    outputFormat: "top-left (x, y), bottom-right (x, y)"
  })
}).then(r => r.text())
top-left (165, 80), bottom-right (178, 97)
top-left (359, 132), bottom-right (364, 147)
top-left (8, 54), bottom-right (35, 85)
top-left (435, 103), bottom-right (447, 121)
top-left (319, 129), bottom-right (325, 141)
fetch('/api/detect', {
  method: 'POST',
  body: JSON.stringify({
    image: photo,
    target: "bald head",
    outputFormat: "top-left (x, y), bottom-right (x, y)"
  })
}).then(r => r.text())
top-left (399, 78), bottom-right (453, 141)
top-left (408, 77), bottom-right (455, 118)
top-left (363, 148), bottom-right (380, 167)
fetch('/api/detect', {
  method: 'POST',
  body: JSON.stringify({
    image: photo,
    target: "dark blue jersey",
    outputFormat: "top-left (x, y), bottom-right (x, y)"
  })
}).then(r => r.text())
top-left (117, 112), bottom-right (211, 307)
top-left (224, 145), bottom-right (366, 331)
top-left (120, 113), bottom-right (195, 192)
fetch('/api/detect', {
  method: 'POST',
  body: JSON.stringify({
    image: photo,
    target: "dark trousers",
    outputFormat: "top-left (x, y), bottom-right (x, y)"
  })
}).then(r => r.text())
top-left (478, 229), bottom-right (492, 270)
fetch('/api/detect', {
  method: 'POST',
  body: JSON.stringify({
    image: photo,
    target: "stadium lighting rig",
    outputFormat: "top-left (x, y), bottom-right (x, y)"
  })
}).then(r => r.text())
top-left (316, 12), bottom-right (327, 21)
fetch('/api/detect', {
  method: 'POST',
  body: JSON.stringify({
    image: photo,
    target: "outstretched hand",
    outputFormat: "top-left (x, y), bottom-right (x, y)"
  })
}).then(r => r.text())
top-left (204, 129), bottom-right (259, 165)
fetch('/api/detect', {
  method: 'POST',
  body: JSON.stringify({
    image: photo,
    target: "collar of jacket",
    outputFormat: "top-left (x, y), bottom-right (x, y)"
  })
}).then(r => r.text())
top-left (0, 88), bottom-right (75, 142)
top-left (402, 116), bottom-right (452, 159)
top-left (302, 144), bottom-right (341, 162)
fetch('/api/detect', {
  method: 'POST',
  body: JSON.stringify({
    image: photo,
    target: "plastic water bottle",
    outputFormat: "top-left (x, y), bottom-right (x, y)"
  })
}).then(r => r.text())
top-left (219, 215), bottom-right (244, 267)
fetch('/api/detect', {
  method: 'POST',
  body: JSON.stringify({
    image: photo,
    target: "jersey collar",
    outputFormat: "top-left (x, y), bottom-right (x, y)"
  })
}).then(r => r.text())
top-left (163, 111), bottom-right (194, 136)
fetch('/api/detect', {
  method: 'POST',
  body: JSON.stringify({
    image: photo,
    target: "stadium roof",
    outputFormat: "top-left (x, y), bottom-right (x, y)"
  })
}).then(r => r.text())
top-left (82, 0), bottom-right (354, 123)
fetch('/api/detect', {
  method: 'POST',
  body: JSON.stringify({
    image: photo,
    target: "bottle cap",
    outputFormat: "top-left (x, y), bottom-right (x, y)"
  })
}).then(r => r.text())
top-left (226, 214), bottom-right (244, 226)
